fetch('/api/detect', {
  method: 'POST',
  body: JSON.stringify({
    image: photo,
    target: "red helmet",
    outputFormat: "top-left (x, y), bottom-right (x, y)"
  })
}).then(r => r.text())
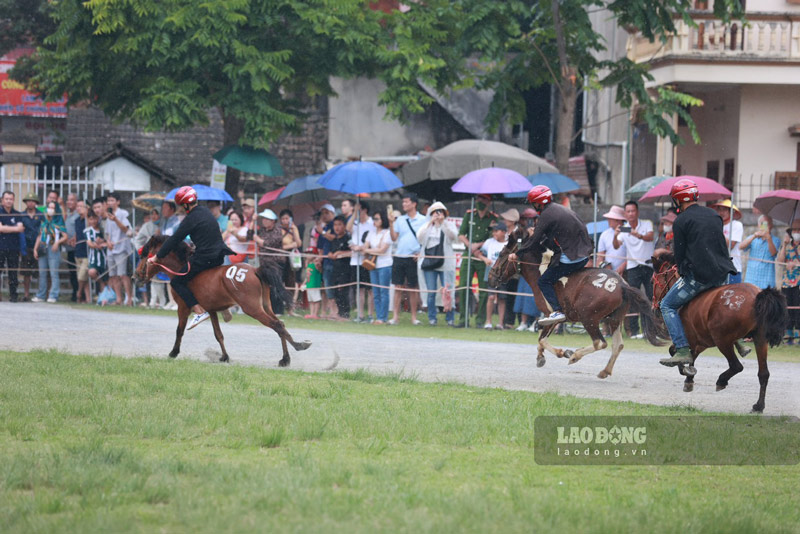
top-left (174, 186), bottom-right (198, 206)
top-left (527, 185), bottom-right (553, 206)
top-left (670, 179), bottom-right (699, 204)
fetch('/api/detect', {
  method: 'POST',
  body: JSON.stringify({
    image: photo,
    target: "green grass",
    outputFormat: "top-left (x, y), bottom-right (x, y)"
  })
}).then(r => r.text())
top-left (1, 350), bottom-right (799, 533)
top-left (71, 302), bottom-right (800, 362)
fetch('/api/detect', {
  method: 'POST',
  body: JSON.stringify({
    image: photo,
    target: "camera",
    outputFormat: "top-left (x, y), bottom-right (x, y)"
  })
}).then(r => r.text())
top-left (619, 226), bottom-right (632, 233)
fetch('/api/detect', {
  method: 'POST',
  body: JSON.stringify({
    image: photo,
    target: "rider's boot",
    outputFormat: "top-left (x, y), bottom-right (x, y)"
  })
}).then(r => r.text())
top-left (659, 346), bottom-right (693, 367)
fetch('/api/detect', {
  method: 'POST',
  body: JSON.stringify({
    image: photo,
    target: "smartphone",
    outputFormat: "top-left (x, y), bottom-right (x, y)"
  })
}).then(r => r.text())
top-left (619, 226), bottom-right (632, 233)
top-left (387, 204), bottom-right (394, 215)
top-left (107, 207), bottom-right (113, 214)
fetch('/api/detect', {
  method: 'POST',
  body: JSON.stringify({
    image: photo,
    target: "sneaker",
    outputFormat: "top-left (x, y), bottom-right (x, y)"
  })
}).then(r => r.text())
top-left (484, 323), bottom-right (493, 330)
top-left (429, 319), bottom-right (437, 326)
top-left (447, 320), bottom-right (455, 327)
top-left (46, 298), bottom-right (57, 303)
top-left (31, 296), bottom-right (44, 303)
top-left (528, 322), bottom-right (539, 333)
top-left (495, 324), bottom-right (505, 330)
top-left (631, 333), bottom-right (644, 340)
top-left (353, 317), bottom-right (364, 324)
top-left (412, 319), bottom-right (422, 326)
top-left (515, 323), bottom-right (528, 332)
top-left (539, 311), bottom-right (566, 326)
top-left (187, 312), bottom-right (210, 330)
top-left (387, 319), bottom-right (398, 325)
top-left (659, 347), bottom-right (693, 367)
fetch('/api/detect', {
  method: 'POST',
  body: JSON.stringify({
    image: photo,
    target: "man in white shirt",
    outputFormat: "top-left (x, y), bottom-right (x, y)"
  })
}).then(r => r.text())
top-left (612, 200), bottom-right (655, 339)
top-left (347, 200), bottom-right (375, 322)
top-left (104, 192), bottom-right (134, 306)
top-left (712, 200), bottom-right (744, 284)
top-left (595, 205), bottom-right (627, 275)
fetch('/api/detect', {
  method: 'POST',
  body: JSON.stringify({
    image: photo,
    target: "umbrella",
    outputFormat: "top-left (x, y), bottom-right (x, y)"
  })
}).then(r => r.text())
top-left (258, 187), bottom-right (286, 206)
top-left (504, 172), bottom-right (580, 198)
top-left (586, 219), bottom-right (609, 237)
top-left (626, 175), bottom-right (672, 197)
top-left (165, 184), bottom-right (234, 202)
top-left (132, 192), bottom-right (165, 211)
top-left (451, 167), bottom-right (532, 195)
top-left (318, 161), bottom-right (402, 194)
top-left (275, 174), bottom-right (334, 204)
top-left (213, 145), bottom-right (284, 176)
top-left (638, 175), bottom-right (732, 203)
top-left (753, 190), bottom-right (800, 224)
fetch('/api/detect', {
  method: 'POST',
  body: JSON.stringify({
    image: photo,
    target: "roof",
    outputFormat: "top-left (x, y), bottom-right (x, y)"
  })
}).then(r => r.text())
top-left (86, 142), bottom-right (178, 186)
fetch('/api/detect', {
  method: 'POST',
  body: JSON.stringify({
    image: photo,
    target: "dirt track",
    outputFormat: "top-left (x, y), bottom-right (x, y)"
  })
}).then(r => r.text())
top-left (1, 302), bottom-right (798, 416)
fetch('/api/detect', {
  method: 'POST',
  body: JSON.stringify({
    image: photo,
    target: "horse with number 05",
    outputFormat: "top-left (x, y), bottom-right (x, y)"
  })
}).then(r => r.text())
top-left (489, 227), bottom-right (670, 378)
top-left (135, 235), bottom-right (311, 366)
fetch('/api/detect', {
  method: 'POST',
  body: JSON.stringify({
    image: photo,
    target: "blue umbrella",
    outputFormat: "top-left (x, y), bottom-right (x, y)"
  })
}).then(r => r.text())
top-left (586, 219), bottom-right (609, 237)
top-left (276, 174), bottom-right (332, 204)
top-left (165, 184), bottom-right (234, 202)
top-left (504, 172), bottom-right (580, 198)
top-left (318, 161), bottom-right (403, 194)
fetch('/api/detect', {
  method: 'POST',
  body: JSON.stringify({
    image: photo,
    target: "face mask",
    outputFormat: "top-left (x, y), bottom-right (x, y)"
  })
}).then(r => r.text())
top-left (46, 208), bottom-right (55, 216)
top-left (663, 225), bottom-right (672, 233)
top-left (793, 233), bottom-right (800, 242)
top-left (476, 202), bottom-right (487, 211)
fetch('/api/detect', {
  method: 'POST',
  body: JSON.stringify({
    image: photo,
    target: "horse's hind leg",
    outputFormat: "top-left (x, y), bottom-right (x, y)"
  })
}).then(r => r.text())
top-left (536, 325), bottom-right (558, 367)
top-left (598, 325), bottom-right (624, 379)
top-left (240, 298), bottom-right (311, 368)
top-left (752, 336), bottom-right (770, 413)
top-left (170, 301), bottom-right (190, 359)
top-left (209, 313), bottom-right (230, 363)
top-left (715, 343), bottom-right (744, 391)
top-left (565, 322), bottom-right (607, 366)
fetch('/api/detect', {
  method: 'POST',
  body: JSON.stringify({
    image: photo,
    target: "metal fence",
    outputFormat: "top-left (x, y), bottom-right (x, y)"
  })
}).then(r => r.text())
top-left (0, 165), bottom-right (107, 208)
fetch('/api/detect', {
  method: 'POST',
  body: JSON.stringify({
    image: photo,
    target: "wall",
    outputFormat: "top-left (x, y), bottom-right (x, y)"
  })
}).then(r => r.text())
top-left (747, 0), bottom-right (800, 12)
top-left (93, 158), bottom-right (151, 192)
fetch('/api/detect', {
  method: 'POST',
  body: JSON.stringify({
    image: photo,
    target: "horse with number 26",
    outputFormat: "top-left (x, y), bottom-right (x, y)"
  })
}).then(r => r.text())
top-left (135, 235), bottom-right (311, 366)
top-left (489, 227), bottom-right (669, 378)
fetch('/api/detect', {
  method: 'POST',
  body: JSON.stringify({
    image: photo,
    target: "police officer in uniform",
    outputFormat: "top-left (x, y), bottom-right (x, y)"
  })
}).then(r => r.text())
top-left (456, 193), bottom-right (497, 328)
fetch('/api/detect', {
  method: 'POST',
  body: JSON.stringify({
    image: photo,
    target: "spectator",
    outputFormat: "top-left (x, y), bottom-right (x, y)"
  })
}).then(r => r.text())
top-left (105, 191), bottom-right (134, 306)
top-left (475, 222), bottom-right (509, 329)
top-left (654, 211), bottom-right (677, 251)
top-left (347, 201), bottom-right (375, 323)
top-left (499, 208), bottom-right (521, 328)
top-left (613, 200), bottom-right (655, 339)
top-left (328, 215), bottom-right (352, 319)
top-left (303, 250), bottom-right (323, 319)
top-left (741, 214), bottom-right (780, 289)
top-left (0, 190), bottom-right (24, 302)
top-left (712, 200), bottom-right (744, 284)
top-left (19, 192), bottom-right (42, 301)
top-left (32, 200), bottom-right (67, 303)
top-left (253, 208), bottom-right (287, 314)
top-left (159, 200), bottom-right (180, 236)
top-left (279, 208), bottom-right (303, 308)
top-left (596, 205), bottom-right (627, 274)
top-left (389, 192), bottom-right (426, 325)
top-left (362, 210), bottom-right (393, 324)
top-left (418, 201), bottom-right (457, 326)
top-left (340, 199), bottom-right (355, 225)
top-left (316, 203), bottom-right (338, 319)
top-left (456, 193), bottom-right (497, 328)
top-left (84, 209), bottom-right (108, 292)
top-left (207, 200), bottom-right (228, 232)
top-left (241, 198), bottom-right (256, 229)
top-left (513, 208), bottom-right (540, 331)
top-left (64, 193), bottom-right (80, 301)
top-left (73, 200), bottom-right (91, 303)
top-left (778, 220), bottom-right (800, 344)
top-left (223, 211), bottom-right (251, 263)
top-left (133, 209), bottom-right (160, 251)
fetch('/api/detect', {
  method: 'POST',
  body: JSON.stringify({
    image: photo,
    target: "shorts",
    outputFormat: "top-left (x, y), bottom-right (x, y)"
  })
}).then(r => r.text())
top-left (392, 256), bottom-right (419, 288)
top-left (350, 265), bottom-right (372, 288)
top-left (76, 258), bottom-right (89, 282)
top-left (307, 288), bottom-right (322, 303)
top-left (19, 248), bottom-right (37, 274)
top-left (107, 254), bottom-right (129, 277)
top-left (491, 280), bottom-right (512, 301)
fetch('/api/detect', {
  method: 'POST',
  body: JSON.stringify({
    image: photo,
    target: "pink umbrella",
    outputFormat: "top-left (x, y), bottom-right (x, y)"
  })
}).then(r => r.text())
top-left (638, 175), bottom-right (732, 203)
top-left (753, 189), bottom-right (800, 224)
top-left (258, 186), bottom-right (286, 205)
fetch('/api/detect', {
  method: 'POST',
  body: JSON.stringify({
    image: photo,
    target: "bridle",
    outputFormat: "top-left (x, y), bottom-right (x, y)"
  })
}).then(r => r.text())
top-left (651, 261), bottom-right (679, 310)
top-left (140, 249), bottom-right (191, 278)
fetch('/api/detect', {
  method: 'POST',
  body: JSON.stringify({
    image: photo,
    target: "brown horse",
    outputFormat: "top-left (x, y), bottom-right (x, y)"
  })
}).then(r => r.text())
top-left (489, 228), bottom-right (669, 378)
top-left (134, 235), bottom-right (311, 366)
top-left (651, 249), bottom-right (787, 413)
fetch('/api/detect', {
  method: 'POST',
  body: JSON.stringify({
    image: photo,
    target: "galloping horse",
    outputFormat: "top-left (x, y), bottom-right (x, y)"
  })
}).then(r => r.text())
top-left (489, 228), bottom-right (669, 378)
top-left (651, 249), bottom-right (787, 412)
top-left (135, 235), bottom-right (311, 366)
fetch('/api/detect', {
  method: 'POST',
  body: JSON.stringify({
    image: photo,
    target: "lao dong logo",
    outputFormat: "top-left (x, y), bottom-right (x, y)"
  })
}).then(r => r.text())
top-left (556, 425), bottom-right (646, 445)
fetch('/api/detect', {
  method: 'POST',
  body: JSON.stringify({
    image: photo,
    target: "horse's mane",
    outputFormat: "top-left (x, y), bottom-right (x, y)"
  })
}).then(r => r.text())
top-left (144, 234), bottom-right (192, 263)
top-left (653, 248), bottom-right (675, 266)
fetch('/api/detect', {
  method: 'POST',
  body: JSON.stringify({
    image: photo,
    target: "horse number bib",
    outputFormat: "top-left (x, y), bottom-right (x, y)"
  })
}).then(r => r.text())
top-left (225, 265), bottom-right (248, 283)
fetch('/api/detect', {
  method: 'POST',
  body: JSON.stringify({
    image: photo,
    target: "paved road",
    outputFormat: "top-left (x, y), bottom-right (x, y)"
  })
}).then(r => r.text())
top-left (1, 303), bottom-right (798, 416)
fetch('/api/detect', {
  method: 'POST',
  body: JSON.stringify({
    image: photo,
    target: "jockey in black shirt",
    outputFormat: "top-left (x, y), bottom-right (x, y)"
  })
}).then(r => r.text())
top-left (149, 186), bottom-right (234, 330)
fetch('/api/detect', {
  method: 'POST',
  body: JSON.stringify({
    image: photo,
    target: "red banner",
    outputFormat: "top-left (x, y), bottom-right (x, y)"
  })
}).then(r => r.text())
top-left (0, 60), bottom-right (67, 118)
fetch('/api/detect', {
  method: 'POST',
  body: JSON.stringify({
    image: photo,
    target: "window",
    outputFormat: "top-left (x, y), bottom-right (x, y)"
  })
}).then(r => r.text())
top-left (706, 160), bottom-right (720, 182)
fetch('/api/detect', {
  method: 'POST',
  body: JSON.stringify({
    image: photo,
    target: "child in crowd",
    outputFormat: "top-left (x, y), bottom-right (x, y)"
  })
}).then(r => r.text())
top-left (477, 222), bottom-right (509, 330)
top-left (328, 215), bottom-right (352, 319)
top-left (84, 211), bottom-right (107, 291)
top-left (304, 247), bottom-right (323, 319)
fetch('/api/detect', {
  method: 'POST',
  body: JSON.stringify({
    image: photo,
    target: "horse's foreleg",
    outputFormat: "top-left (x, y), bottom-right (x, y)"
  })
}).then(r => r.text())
top-left (752, 336), bottom-right (770, 413)
top-left (209, 313), bottom-right (230, 363)
top-left (598, 326), bottom-right (624, 379)
top-left (241, 299), bottom-right (310, 368)
top-left (170, 302), bottom-right (190, 358)
top-left (536, 325), bottom-right (560, 366)
top-left (715, 343), bottom-right (744, 391)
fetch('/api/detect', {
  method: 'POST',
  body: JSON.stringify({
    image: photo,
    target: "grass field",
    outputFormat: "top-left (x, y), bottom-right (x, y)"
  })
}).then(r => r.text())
top-left (1, 350), bottom-right (798, 533)
top-left (75, 303), bottom-right (800, 362)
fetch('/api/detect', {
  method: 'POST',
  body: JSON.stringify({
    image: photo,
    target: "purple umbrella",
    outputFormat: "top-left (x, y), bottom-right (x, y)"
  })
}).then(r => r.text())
top-left (753, 189), bottom-right (800, 224)
top-left (451, 167), bottom-right (532, 195)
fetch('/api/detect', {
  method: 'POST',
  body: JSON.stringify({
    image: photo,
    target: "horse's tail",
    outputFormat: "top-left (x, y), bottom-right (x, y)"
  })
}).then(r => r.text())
top-left (755, 287), bottom-right (788, 347)
top-left (621, 283), bottom-right (670, 346)
top-left (256, 261), bottom-right (293, 312)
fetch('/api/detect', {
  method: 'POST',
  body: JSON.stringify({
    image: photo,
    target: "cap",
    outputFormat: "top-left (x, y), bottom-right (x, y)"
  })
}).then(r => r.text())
top-left (428, 201), bottom-right (449, 217)
top-left (321, 203), bottom-right (336, 214)
top-left (602, 205), bottom-right (626, 221)
top-left (258, 208), bottom-right (277, 220)
top-left (500, 208), bottom-right (520, 222)
top-left (242, 198), bottom-right (255, 207)
top-left (22, 191), bottom-right (39, 204)
top-left (493, 221), bottom-right (508, 232)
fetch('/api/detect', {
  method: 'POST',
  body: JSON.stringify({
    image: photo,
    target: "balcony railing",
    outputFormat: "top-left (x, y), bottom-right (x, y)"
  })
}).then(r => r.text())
top-left (627, 14), bottom-right (800, 63)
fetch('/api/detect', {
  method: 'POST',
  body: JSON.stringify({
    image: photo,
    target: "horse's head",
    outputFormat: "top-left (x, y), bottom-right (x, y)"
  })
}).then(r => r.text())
top-left (134, 235), bottom-right (166, 283)
top-left (651, 248), bottom-right (678, 310)
top-left (488, 227), bottom-right (525, 287)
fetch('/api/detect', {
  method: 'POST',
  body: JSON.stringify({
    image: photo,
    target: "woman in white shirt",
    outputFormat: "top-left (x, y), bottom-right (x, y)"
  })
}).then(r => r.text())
top-left (417, 201), bottom-right (458, 326)
top-left (360, 211), bottom-right (394, 324)
top-left (222, 211), bottom-right (251, 264)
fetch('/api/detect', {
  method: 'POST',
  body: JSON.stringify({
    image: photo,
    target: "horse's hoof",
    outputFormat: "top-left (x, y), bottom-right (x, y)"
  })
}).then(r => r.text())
top-left (597, 370), bottom-right (610, 379)
top-left (751, 404), bottom-right (764, 414)
top-left (684, 383), bottom-right (694, 393)
top-left (669, 345), bottom-right (676, 356)
top-left (168, 351), bottom-right (179, 359)
top-left (278, 358), bottom-right (290, 368)
top-left (536, 357), bottom-right (546, 368)
top-left (715, 384), bottom-right (726, 392)
top-left (684, 365), bottom-right (697, 377)
top-left (219, 354), bottom-right (229, 363)
top-left (568, 356), bottom-right (579, 365)
top-left (563, 349), bottom-right (574, 360)
top-left (296, 341), bottom-right (312, 351)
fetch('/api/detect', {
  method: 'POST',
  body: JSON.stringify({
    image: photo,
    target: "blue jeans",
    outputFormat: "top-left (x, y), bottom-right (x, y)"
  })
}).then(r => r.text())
top-left (423, 269), bottom-right (455, 323)
top-left (537, 258), bottom-right (588, 312)
top-left (323, 262), bottom-right (335, 299)
top-left (370, 266), bottom-right (391, 322)
top-left (37, 246), bottom-right (62, 300)
top-left (659, 274), bottom-right (721, 349)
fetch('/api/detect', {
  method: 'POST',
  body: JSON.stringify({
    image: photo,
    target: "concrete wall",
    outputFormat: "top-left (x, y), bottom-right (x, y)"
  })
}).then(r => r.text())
top-left (747, 0), bottom-right (800, 13)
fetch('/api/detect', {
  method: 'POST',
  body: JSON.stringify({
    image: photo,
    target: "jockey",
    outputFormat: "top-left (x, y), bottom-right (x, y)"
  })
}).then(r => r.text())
top-left (659, 179), bottom-right (737, 367)
top-left (148, 186), bottom-right (234, 330)
top-left (511, 185), bottom-right (593, 326)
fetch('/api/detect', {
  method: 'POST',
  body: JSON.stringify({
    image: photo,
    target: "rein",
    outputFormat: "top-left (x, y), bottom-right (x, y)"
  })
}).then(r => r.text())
top-left (651, 263), bottom-right (679, 310)
top-left (145, 251), bottom-right (191, 277)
